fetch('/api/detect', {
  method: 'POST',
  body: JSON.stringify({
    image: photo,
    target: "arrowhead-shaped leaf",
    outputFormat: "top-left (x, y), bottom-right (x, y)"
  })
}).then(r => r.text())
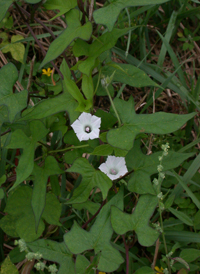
top-left (32, 156), bottom-right (64, 230)
top-left (107, 97), bottom-right (195, 150)
top-left (44, 0), bottom-right (77, 20)
top-left (66, 158), bottom-right (112, 204)
top-left (20, 90), bottom-right (79, 123)
top-left (111, 194), bottom-right (159, 246)
top-left (93, 0), bottom-right (170, 31)
top-left (125, 140), bottom-right (194, 195)
top-left (0, 186), bottom-right (61, 242)
top-left (2, 35), bottom-right (25, 63)
top-left (40, 9), bottom-right (92, 68)
top-left (64, 188), bottom-right (124, 272)
top-left (28, 239), bottom-right (75, 274)
top-left (0, 63), bottom-right (28, 122)
top-left (6, 120), bottom-right (49, 190)
top-left (73, 28), bottom-right (133, 76)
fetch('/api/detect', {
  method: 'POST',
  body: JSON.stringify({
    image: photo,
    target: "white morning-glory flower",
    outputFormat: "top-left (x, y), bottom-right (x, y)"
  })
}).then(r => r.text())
top-left (99, 156), bottom-right (128, 180)
top-left (71, 112), bottom-right (101, 141)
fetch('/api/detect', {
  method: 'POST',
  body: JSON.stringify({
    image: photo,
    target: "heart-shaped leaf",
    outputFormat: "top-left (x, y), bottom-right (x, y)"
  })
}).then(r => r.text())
top-left (111, 194), bottom-right (159, 246)
top-left (44, 0), bottom-right (77, 20)
top-left (64, 188), bottom-right (124, 272)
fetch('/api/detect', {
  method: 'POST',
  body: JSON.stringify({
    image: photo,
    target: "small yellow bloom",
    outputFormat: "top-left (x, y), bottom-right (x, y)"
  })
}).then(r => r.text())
top-left (155, 266), bottom-right (164, 274)
top-left (42, 68), bottom-right (52, 77)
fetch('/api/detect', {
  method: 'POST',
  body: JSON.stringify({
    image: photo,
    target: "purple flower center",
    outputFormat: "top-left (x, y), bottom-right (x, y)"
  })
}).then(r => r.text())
top-left (85, 126), bottom-right (91, 133)
top-left (110, 168), bottom-right (117, 175)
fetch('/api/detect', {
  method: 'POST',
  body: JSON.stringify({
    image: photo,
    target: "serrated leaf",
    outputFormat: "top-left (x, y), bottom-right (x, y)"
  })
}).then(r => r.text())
top-left (0, 63), bottom-right (28, 122)
top-left (66, 158), bottom-right (112, 204)
top-left (169, 207), bottom-right (193, 226)
top-left (93, 0), bottom-right (170, 31)
top-left (32, 156), bottom-right (63, 230)
top-left (0, 256), bottom-right (18, 274)
top-left (64, 188), bottom-right (124, 272)
top-left (0, 0), bottom-right (13, 22)
top-left (180, 249), bottom-right (200, 263)
top-left (102, 62), bottom-right (158, 87)
top-left (40, 9), bottom-right (92, 68)
top-left (111, 194), bottom-right (159, 246)
top-left (44, 0), bottom-right (77, 20)
top-left (20, 90), bottom-right (79, 123)
top-left (6, 120), bottom-right (49, 190)
top-left (73, 28), bottom-right (133, 76)
top-left (0, 186), bottom-right (61, 242)
top-left (107, 97), bottom-right (195, 150)
top-left (125, 140), bottom-right (194, 194)
top-left (2, 35), bottom-right (25, 63)
top-left (28, 239), bottom-right (75, 274)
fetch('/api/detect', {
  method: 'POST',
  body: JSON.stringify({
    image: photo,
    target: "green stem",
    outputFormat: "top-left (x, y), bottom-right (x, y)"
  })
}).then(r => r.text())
top-left (159, 205), bottom-right (171, 274)
top-left (49, 144), bottom-right (89, 154)
top-left (105, 86), bottom-right (122, 127)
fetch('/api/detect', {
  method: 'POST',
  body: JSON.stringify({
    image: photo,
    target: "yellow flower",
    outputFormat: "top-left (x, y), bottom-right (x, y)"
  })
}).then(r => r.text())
top-left (155, 266), bottom-right (164, 274)
top-left (42, 68), bottom-right (52, 77)
top-left (99, 272), bottom-right (106, 274)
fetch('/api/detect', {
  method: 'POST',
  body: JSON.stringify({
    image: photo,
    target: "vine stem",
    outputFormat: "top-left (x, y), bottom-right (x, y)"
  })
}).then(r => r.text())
top-left (104, 85), bottom-right (122, 127)
top-left (49, 144), bottom-right (89, 154)
top-left (122, 235), bottom-right (129, 274)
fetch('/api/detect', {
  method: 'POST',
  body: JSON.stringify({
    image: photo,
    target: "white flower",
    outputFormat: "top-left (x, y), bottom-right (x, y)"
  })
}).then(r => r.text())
top-left (71, 112), bottom-right (101, 141)
top-left (99, 156), bottom-right (128, 180)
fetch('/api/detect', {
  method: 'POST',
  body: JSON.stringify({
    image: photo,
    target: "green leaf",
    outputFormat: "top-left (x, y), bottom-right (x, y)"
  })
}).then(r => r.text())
top-left (107, 97), bottom-right (195, 150)
top-left (66, 158), bottom-right (112, 204)
top-left (28, 239), bottom-right (75, 274)
top-left (102, 62), bottom-right (158, 87)
top-left (0, 188), bottom-right (4, 200)
top-left (20, 89), bottom-right (79, 123)
top-left (91, 144), bottom-right (127, 157)
top-left (134, 266), bottom-right (155, 274)
top-left (177, 269), bottom-right (188, 274)
top-left (169, 207), bottom-right (193, 226)
top-left (165, 231), bottom-right (200, 243)
top-left (64, 188), bottom-right (124, 272)
top-left (95, 109), bottom-right (117, 130)
top-left (40, 9), bottom-right (92, 68)
top-left (93, 0), bottom-right (170, 31)
top-left (73, 200), bottom-right (100, 215)
top-left (44, 0), bottom-right (77, 20)
top-left (75, 255), bottom-right (95, 274)
top-left (6, 120), bottom-right (49, 190)
top-left (111, 194), bottom-right (159, 246)
top-left (0, 0), bottom-right (13, 22)
top-left (2, 35), bottom-right (25, 63)
top-left (0, 175), bottom-right (6, 186)
top-left (25, 0), bottom-right (41, 3)
top-left (73, 28), bottom-right (132, 76)
top-left (0, 186), bottom-right (61, 242)
top-left (180, 249), bottom-right (200, 263)
top-left (0, 105), bottom-right (9, 130)
top-left (0, 63), bottom-right (28, 122)
top-left (32, 156), bottom-right (63, 230)
top-left (0, 256), bottom-right (18, 274)
top-left (125, 140), bottom-right (194, 194)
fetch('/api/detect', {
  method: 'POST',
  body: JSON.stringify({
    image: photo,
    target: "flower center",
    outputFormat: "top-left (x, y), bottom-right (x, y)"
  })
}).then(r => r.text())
top-left (110, 168), bottom-right (118, 175)
top-left (85, 126), bottom-right (92, 133)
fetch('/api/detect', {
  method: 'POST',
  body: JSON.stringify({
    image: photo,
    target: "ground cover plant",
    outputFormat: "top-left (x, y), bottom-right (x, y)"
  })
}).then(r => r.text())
top-left (0, 0), bottom-right (200, 273)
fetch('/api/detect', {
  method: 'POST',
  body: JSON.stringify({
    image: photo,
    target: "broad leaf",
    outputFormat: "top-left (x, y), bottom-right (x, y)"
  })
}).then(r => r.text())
top-left (28, 239), bottom-right (75, 274)
top-left (125, 140), bottom-right (194, 194)
top-left (20, 90), bottom-right (79, 123)
top-left (1, 35), bottom-right (25, 63)
top-left (134, 266), bottom-right (155, 274)
top-left (73, 200), bottom-right (100, 215)
top-left (44, 0), bottom-right (77, 19)
top-left (91, 144), bottom-right (127, 157)
top-left (107, 97), bottom-right (195, 150)
top-left (75, 255), bottom-right (95, 274)
top-left (40, 9), bottom-right (92, 68)
top-left (25, 0), bottom-right (41, 3)
top-left (102, 62), bottom-right (158, 88)
top-left (6, 120), bottom-right (49, 190)
top-left (111, 194), bottom-right (159, 246)
top-left (66, 158), bottom-right (112, 204)
top-left (180, 248), bottom-right (200, 263)
top-left (0, 186), bottom-right (61, 242)
top-left (73, 28), bottom-right (133, 76)
top-left (0, 105), bottom-right (9, 131)
top-left (64, 188), bottom-right (124, 272)
top-left (93, 0), bottom-right (170, 31)
top-left (32, 156), bottom-right (64, 230)
top-left (0, 63), bottom-right (28, 122)
top-left (0, 0), bottom-right (13, 22)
